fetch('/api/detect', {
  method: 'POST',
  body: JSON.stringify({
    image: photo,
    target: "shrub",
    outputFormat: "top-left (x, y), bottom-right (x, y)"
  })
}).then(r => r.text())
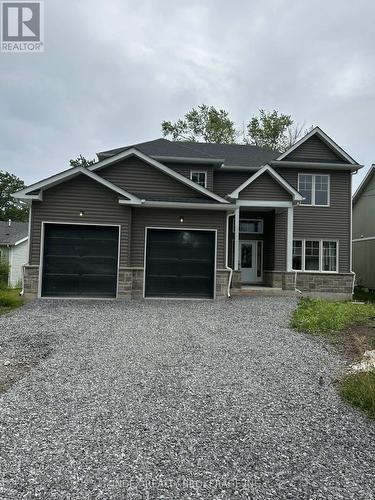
top-left (0, 259), bottom-right (9, 286)
top-left (341, 372), bottom-right (375, 419)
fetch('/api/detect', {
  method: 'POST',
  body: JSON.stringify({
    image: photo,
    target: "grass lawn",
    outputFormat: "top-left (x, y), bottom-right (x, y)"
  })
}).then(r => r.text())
top-left (291, 298), bottom-right (375, 419)
top-left (0, 288), bottom-right (23, 316)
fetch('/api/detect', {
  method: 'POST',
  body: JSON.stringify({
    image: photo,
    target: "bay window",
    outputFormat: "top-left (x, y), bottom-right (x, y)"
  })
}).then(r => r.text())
top-left (298, 174), bottom-right (329, 206)
top-left (292, 240), bottom-right (338, 272)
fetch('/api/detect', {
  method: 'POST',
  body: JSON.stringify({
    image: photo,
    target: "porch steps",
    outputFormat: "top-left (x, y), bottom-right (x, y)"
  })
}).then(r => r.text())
top-left (232, 286), bottom-right (298, 298)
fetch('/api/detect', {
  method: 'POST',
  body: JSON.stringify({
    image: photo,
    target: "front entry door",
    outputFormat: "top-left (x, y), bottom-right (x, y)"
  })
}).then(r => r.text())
top-left (239, 241), bottom-right (263, 283)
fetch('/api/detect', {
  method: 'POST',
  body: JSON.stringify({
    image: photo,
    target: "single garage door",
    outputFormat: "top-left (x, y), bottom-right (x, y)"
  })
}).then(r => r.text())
top-left (145, 228), bottom-right (216, 299)
top-left (41, 224), bottom-right (119, 298)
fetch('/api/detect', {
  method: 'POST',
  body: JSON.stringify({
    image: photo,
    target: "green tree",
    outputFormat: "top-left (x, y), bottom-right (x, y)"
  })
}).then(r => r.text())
top-left (0, 171), bottom-right (29, 222)
top-left (246, 109), bottom-right (293, 151)
top-left (69, 155), bottom-right (96, 168)
top-left (162, 104), bottom-right (237, 143)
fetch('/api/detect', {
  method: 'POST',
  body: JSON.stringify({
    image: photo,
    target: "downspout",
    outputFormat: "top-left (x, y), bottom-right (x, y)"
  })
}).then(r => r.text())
top-left (225, 211), bottom-right (236, 298)
top-left (294, 270), bottom-right (302, 295)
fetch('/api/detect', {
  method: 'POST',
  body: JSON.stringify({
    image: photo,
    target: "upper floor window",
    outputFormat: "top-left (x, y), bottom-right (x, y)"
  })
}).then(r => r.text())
top-left (298, 174), bottom-right (329, 206)
top-left (190, 171), bottom-right (207, 188)
top-left (233, 219), bottom-right (264, 234)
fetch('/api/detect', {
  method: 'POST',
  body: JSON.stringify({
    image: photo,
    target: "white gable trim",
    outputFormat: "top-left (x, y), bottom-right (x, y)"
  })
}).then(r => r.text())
top-left (88, 148), bottom-right (229, 204)
top-left (228, 164), bottom-right (304, 201)
top-left (276, 127), bottom-right (358, 164)
top-left (13, 166), bottom-right (142, 203)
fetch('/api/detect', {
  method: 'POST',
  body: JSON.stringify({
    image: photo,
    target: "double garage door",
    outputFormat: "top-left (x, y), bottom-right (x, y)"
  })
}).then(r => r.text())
top-left (41, 225), bottom-right (216, 299)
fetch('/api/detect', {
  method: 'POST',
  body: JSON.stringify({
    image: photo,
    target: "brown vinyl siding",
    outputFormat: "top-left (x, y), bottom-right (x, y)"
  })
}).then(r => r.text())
top-left (277, 168), bottom-right (351, 272)
top-left (213, 171), bottom-right (250, 197)
top-left (163, 163), bottom-right (214, 191)
top-left (283, 135), bottom-right (346, 163)
top-left (29, 175), bottom-right (131, 266)
top-left (239, 172), bottom-right (291, 201)
top-left (130, 208), bottom-right (227, 268)
top-left (274, 210), bottom-right (287, 271)
top-left (99, 157), bottom-right (206, 198)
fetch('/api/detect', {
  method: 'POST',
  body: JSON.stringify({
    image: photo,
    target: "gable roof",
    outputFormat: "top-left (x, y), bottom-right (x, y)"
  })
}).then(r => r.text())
top-left (97, 138), bottom-right (279, 168)
top-left (13, 149), bottom-right (229, 205)
top-left (88, 148), bottom-right (228, 203)
top-left (228, 165), bottom-right (304, 202)
top-left (0, 221), bottom-right (28, 245)
top-left (276, 127), bottom-right (358, 165)
top-left (13, 166), bottom-right (142, 203)
top-left (353, 165), bottom-right (375, 205)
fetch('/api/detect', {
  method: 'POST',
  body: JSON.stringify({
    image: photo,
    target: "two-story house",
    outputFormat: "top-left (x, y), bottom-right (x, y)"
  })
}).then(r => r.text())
top-left (14, 127), bottom-right (361, 301)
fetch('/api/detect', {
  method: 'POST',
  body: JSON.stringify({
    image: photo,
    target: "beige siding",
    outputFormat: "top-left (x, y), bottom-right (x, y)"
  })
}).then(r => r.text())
top-left (352, 173), bottom-right (375, 239)
top-left (130, 208), bottom-right (227, 268)
top-left (277, 168), bottom-right (351, 272)
top-left (239, 172), bottom-right (291, 201)
top-left (283, 135), bottom-right (346, 163)
top-left (353, 240), bottom-right (375, 289)
top-left (99, 157), bottom-right (206, 198)
top-left (30, 175), bottom-right (131, 266)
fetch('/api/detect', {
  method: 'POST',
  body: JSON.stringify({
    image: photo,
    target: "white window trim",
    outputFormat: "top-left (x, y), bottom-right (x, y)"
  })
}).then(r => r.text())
top-left (298, 173), bottom-right (330, 207)
top-left (190, 170), bottom-right (207, 188)
top-left (292, 239), bottom-right (339, 273)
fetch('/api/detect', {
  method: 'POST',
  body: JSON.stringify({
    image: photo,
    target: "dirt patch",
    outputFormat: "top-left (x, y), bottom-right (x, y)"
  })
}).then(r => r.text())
top-left (328, 322), bottom-right (375, 362)
top-left (0, 359), bottom-right (38, 394)
top-left (0, 336), bottom-right (53, 394)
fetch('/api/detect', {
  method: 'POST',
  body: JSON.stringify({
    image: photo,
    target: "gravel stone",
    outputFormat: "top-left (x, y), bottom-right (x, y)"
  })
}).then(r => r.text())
top-left (0, 297), bottom-right (374, 499)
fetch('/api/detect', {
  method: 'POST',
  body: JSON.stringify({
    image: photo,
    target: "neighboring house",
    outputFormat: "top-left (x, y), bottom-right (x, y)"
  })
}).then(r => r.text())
top-left (13, 127), bottom-right (361, 301)
top-left (0, 221), bottom-right (28, 287)
top-left (352, 165), bottom-right (375, 290)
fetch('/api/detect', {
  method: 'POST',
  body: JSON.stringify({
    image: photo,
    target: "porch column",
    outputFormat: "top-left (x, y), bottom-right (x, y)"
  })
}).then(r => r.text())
top-left (286, 206), bottom-right (294, 272)
top-left (234, 206), bottom-right (240, 271)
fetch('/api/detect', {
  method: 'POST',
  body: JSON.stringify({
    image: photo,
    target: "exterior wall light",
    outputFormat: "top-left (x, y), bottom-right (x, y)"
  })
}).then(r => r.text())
top-left (180, 216), bottom-right (184, 223)
top-left (79, 211), bottom-right (85, 217)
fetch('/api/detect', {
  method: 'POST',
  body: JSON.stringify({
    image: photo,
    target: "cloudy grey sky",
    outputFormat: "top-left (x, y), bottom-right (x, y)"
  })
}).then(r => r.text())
top-left (1, 0), bottom-right (374, 190)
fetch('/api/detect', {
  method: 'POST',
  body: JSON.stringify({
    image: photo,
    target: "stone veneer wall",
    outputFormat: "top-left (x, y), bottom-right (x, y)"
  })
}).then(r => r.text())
top-left (23, 265), bottom-right (39, 301)
top-left (23, 266), bottom-right (231, 300)
top-left (236, 269), bottom-right (354, 296)
top-left (294, 272), bottom-right (354, 294)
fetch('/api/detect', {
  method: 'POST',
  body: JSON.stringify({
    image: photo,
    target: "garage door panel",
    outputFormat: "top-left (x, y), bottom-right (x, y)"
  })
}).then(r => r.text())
top-left (145, 229), bottom-right (215, 299)
top-left (42, 224), bottom-right (119, 298)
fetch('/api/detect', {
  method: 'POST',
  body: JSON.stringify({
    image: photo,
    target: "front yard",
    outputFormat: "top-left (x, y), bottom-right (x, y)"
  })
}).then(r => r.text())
top-left (291, 295), bottom-right (375, 419)
top-left (0, 287), bottom-right (23, 316)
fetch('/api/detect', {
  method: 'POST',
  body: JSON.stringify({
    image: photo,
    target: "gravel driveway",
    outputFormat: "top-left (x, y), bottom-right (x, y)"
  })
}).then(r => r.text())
top-left (0, 297), bottom-right (374, 499)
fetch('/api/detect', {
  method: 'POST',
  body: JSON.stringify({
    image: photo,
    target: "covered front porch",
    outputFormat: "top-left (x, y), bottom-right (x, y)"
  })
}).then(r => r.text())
top-left (228, 200), bottom-right (295, 291)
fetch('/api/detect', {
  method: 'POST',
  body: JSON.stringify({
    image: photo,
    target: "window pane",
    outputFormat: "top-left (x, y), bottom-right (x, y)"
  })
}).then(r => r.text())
top-left (299, 175), bottom-right (312, 205)
top-left (191, 172), bottom-right (206, 187)
top-left (315, 175), bottom-right (329, 205)
top-left (323, 241), bottom-right (337, 271)
top-left (237, 220), bottom-right (263, 233)
top-left (292, 240), bottom-right (302, 270)
top-left (305, 241), bottom-right (320, 270)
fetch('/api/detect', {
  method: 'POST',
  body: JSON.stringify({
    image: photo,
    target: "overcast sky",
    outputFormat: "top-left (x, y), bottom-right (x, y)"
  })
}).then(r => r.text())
top-left (1, 0), bottom-right (374, 190)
